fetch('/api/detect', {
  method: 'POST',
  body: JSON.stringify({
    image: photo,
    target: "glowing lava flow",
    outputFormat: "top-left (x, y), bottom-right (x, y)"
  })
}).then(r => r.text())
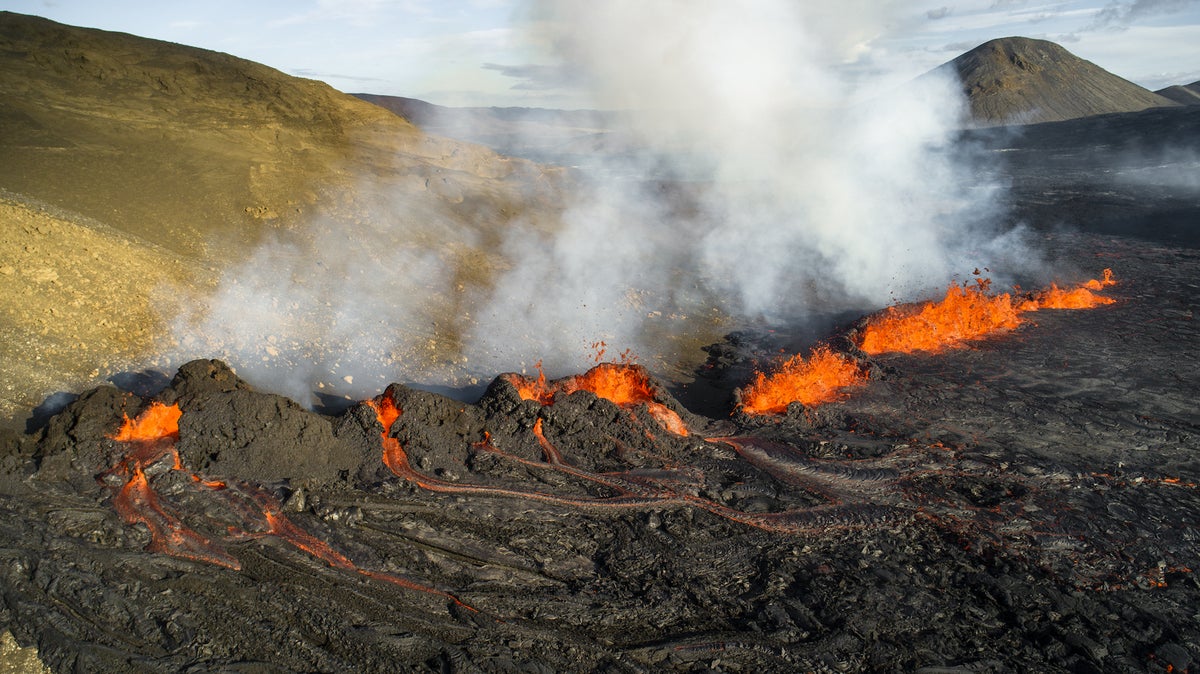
top-left (107, 402), bottom-right (473, 608)
top-left (365, 393), bottom-right (903, 535)
top-left (1029, 269), bottom-right (1117, 309)
top-left (740, 346), bottom-right (866, 415)
top-left (106, 403), bottom-right (240, 569)
top-left (861, 270), bottom-right (1118, 355)
top-left (505, 362), bottom-right (688, 436)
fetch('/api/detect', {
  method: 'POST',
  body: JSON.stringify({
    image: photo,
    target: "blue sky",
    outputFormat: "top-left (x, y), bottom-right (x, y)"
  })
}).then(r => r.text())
top-left (5, 0), bottom-right (1199, 107)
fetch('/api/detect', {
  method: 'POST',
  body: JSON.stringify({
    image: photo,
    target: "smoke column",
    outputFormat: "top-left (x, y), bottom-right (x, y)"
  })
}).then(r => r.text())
top-left (166, 1), bottom-right (1037, 403)
top-left (462, 0), bottom-right (1033, 375)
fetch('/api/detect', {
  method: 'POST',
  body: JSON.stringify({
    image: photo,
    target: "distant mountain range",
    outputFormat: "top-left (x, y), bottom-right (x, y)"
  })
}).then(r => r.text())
top-left (358, 36), bottom-right (1190, 150)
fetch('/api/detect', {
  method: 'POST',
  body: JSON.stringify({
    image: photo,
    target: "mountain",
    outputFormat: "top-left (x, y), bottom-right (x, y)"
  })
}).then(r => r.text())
top-left (942, 36), bottom-right (1177, 126)
top-left (352, 93), bottom-right (630, 164)
top-left (0, 11), bottom-right (564, 428)
top-left (1156, 81), bottom-right (1200, 105)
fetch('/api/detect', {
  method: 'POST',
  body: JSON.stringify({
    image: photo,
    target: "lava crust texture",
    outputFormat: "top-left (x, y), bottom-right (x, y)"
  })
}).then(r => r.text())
top-left (1, 232), bottom-right (1198, 673)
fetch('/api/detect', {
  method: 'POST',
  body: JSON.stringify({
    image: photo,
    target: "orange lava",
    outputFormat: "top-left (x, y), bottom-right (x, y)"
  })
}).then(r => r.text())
top-left (740, 346), bottom-right (866, 416)
top-left (113, 464), bottom-right (241, 569)
top-left (1032, 270), bottom-right (1117, 309)
top-left (1032, 283), bottom-right (1116, 309)
top-left (1083, 268), bottom-right (1116, 291)
top-left (365, 396), bottom-right (409, 476)
top-left (744, 268), bottom-right (1118, 415)
top-left (258, 496), bottom-right (354, 569)
top-left (859, 282), bottom-right (1024, 355)
top-left (114, 402), bottom-right (182, 442)
top-left (108, 402), bottom-right (240, 569)
top-left (860, 269), bottom-right (1117, 355)
top-left (507, 362), bottom-right (688, 435)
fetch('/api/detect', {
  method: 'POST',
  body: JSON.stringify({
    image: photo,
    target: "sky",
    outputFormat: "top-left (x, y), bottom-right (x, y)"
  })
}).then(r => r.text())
top-left (4, 0), bottom-right (1199, 108)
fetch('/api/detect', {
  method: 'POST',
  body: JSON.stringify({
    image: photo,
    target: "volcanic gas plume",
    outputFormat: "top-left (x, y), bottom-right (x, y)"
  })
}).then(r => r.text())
top-left (160, 1), bottom-right (1038, 404)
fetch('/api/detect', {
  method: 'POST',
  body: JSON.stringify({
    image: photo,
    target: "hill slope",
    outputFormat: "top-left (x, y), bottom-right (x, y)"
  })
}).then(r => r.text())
top-left (943, 36), bottom-right (1177, 126)
top-left (1156, 81), bottom-right (1200, 105)
top-left (0, 11), bottom-right (564, 428)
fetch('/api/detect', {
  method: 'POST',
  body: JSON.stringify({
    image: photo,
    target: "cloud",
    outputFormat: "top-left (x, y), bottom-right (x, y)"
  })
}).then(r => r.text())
top-left (927, 7), bottom-right (953, 20)
top-left (291, 68), bottom-right (387, 82)
top-left (1090, 0), bottom-right (1199, 29)
top-left (481, 62), bottom-right (578, 90)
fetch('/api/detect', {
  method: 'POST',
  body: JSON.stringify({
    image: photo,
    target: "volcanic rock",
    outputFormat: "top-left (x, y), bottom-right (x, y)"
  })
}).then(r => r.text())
top-left (942, 36), bottom-right (1178, 126)
top-left (2, 228), bottom-right (1198, 672)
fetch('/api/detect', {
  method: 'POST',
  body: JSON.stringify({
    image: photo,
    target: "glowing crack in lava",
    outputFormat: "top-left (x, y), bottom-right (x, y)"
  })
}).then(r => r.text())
top-left (106, 402), bottom-right (470, 607)
top-left (740, 346), bottom-right (866, 415)
top-left (106, 402), bottom-right (240, 569)
top-left (365, 391), bottom-right (899, 534)
top-left (504, 361), bottom-right (688, 436)
top-left (364, 391), bottom-right (1190, 591)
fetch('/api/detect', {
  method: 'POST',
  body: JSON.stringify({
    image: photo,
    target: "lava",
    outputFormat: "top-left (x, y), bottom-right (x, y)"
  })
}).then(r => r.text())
top-left (740, 346), bottom-right (866, 415)
top-left (742, 269), bottom-right (1119, 415)
top-left (113, 401), bottom-right (182, 442)
top-left (858, 281), bottom-right (1024, 356)
top-left (364, 391), bottom-right (906, 536)
top-left (106, 403), bottom-right (240, 569)
top-left (105, 400), bottom-right (473, 608)
top-left (1032, 283), bottom-right (1117, 309)
top-left (1030, 270), bottom-right (1117, 309)
top-left (505, 361), bottom-right (689, 436)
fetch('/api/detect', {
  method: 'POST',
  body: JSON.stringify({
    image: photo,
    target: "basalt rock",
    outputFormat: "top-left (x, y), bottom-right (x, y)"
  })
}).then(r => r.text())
top-left (1, 230), bottom-right (1198, 672)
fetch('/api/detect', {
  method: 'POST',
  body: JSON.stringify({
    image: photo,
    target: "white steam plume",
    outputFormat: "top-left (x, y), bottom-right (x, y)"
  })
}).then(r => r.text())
top-left (463, 1), bottom-right (1033, 376)
top-left (164, 1), bottom-right (1036, 403)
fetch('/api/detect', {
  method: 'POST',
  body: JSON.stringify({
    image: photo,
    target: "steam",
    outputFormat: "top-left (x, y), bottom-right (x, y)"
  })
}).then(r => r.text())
top-left (167, 188), bottom-right (473, 406)
top-left (167, 1), bottom-right (1036, 402)
top-left (463, 1), bottom-right (1031, 375)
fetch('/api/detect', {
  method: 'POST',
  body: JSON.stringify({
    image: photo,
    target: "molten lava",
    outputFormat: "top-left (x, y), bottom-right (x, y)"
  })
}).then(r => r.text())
top-left (365, 396), bottom-right (410, 477)
top-left (860, 269), bottom-right (1117, 355)
top-left (104, 399), bottom-right (472, 608)
top-left (107, 402), bottom-right (240, 569)
top-left (740, 346), bottom-right (866, 416)
top-left (744, 269), bottom-right (1118, 415)
top-left (505, 362), bottom-right (688, 436)
top-left (1032, 283), bottom-right (1117, 309)
top-left (859, 283), bottom-right (1024, 355)
top-left (114, 401), bottom-right (182, 442)
top-left (1032, 270), bottom-right (1117, 309)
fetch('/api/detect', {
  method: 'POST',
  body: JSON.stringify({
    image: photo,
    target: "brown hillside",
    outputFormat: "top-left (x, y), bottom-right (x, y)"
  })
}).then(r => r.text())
top-left (1156, 81), bottom-right (1200, 105)
top-left (0, 11), bottom-right (564, 427)
top-left (943, 36), bottom-right (1177, 126)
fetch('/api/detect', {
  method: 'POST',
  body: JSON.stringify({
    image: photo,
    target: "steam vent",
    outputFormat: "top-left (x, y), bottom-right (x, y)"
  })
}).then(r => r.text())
top-left (3, 9), bottom-right (1200, 674)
